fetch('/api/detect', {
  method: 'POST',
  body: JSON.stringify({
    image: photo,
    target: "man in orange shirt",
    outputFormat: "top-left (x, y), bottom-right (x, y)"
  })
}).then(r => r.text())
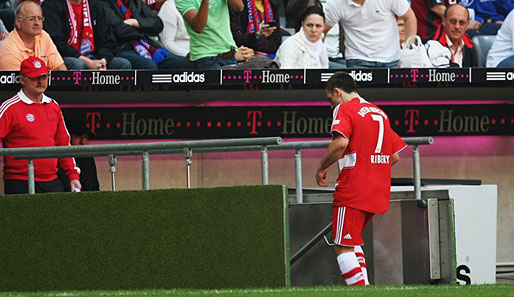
top-left (0, 0), bottom-right (66, 70)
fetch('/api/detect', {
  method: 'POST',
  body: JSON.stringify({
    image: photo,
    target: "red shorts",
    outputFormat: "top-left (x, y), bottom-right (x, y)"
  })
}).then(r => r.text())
top-left (332, 206), bottom-right (374, 247)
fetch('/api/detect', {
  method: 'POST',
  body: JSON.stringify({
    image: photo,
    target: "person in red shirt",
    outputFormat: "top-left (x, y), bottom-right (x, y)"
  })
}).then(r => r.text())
top-left (0, 56), bottom-right (81, 194)
top-left (316, 72), bottom-right (406, 286)
top-left (411, 0), bottom-right (453, 40)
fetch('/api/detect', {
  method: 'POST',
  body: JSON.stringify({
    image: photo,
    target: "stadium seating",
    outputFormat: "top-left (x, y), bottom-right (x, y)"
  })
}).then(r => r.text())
top-left (472, 35), bottom-right (496, 67)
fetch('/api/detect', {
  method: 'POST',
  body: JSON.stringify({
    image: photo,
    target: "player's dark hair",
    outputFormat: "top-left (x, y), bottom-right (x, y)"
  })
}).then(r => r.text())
top-left (325, 72), bottom-right (358, 94)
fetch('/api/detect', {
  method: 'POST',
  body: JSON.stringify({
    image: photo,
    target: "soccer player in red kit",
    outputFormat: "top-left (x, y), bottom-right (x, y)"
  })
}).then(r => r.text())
top-left (316, 72), bottom-right (406, 286)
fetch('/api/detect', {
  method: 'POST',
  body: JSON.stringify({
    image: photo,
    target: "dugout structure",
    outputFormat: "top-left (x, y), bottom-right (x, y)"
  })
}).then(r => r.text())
top-left (0, 185), bottom-right (290, 291)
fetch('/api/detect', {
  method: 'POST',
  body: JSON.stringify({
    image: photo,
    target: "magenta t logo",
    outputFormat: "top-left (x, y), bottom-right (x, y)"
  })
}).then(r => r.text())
top-left (73, 72), bottom-right (82, 85)
top-left (244, 70), bottom-right (252, 83)
top-left (86, 112), bottom-right (101, 136)
top-left (410, 69), bottom-right (419, 82)
top-left (405, 109), bottom-right (420, 133)
top-left (247, 110), bottom-right (262, 134)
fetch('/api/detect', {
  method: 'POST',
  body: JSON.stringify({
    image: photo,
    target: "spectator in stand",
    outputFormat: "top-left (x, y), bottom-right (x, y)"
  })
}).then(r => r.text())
top-left (158, 0), bottom-right (189, 58)
top-left (41, 0), bottom-right (132, 70)
top-left (496, 0), bottom-right (514, 17)
top-left (144, 0), bottom-right (164, 13)
top-left (229, 0), bottom-right (282, 59)
top-left (175, 0), bottom-right (254, 70)
top-left (0, 57), bottom-right (81, 194)
top-left (102, 0), bottom-right (185, 69)
top-left (284, 0), bottom-right (299, 28)
top-left (461, 0), bottom-right (511, 37)
top-left (411, 0), bottom-right (451, 40)
top-left (486, 9), bottom-right (514, 67)
top-left (0, 0), bottom-right (15, 32)
top-left (57, 118), bottom-right (100, 192)
top-left (426, 3), bottom-right (476, 67)
top-left (320, 0), bottom-right (345, 68)
top-left (324, 0), bottom-right (417, 68)
top-left (287, 0), bottom-right (321, 32)
top-left (0, 18), bottom-right (7, 43)
top-left (275, 6), bottom-right (328, 68)
top-left (0, 1), bottom-right (66, 70)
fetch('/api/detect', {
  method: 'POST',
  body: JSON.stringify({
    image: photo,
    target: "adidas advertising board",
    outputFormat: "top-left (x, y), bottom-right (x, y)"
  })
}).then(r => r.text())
top-left (152, 72), bottom-right (206, 84)
top-left (1, 68), bottom-right (514, 87)
top-left (485, 71), bottom-right (514, 81)
top-left (348, 70), bottom-right (373, 82)
top-left (319, 70), bottom-right (374, 83)
top-left (0, 73), bottom-right (20, 85)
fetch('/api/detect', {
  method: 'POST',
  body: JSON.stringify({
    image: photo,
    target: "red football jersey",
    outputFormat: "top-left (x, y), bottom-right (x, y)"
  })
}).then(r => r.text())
top-left (331, 97), bottom-right (406, 214)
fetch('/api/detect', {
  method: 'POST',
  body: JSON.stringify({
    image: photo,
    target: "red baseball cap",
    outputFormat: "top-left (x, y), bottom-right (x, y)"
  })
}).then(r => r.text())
top-left (20, 56), bottom-right (49, 78)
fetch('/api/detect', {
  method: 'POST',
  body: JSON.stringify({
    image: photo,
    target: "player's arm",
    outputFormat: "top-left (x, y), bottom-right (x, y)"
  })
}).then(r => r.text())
top-left (182, 0), bottom-right (210, 33)
top-left (392, 153), bottom-right (400, 166)
top-left (316, 133), bottom-right (348, 187)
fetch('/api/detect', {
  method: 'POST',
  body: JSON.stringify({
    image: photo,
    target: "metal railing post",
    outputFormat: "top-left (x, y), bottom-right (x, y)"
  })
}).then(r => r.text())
top-left (184, 148), bottom-right (192, 189)
top-left (142, 151), bottom-right (150, 190)
top-left (261, 146), bottom-right (269, 185)
top-left (27, 159), bottom-right (35, 194)
top-left (295, 149), bottom-right (303, 203)
top-left (413, 145), bottom-right (422, 200)
top-left (108, 154), bottom-right (117, 191)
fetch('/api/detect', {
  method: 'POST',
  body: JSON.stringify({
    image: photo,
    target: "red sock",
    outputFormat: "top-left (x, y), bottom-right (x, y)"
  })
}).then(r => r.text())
top-left (355, 245), bottom-right (369, 285)
top-left (336, 252), bottom-right (366, 286)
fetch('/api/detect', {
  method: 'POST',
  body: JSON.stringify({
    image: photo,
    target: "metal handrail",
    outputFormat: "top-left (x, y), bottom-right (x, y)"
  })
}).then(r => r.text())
top-left (1, 137), bottom-right (432, 197)
top-left (289, 137), bottom-right (434, 266)
top-left (290, 222), bottom-right (333, 265)
top-left (0, 137), bottom-right (282, 194)
top-left (1, 137), bottom-right (284, 158)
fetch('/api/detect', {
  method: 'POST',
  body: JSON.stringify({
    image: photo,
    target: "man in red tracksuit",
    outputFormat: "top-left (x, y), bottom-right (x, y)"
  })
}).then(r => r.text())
top-left (0, 56), bottom-right (81, 194)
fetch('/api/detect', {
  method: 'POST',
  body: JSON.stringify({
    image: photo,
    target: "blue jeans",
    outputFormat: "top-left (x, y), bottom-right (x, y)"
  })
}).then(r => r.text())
top-left (467, 22), bottom-right (502, 38)
top-left (346, 59), bottom-right (398, 68)
top-left (118, 49), bottom-right (185, 69)
top-left (190, 56), bottom-right (237, 70)
top-left (62, 57), bottom-right (132, 70)
top-left (497, 56), bottom-right (514, 67)
top-left (63, 56), bottom-right (132, 70)
top-left (329, 57), bottom-right (347, 69)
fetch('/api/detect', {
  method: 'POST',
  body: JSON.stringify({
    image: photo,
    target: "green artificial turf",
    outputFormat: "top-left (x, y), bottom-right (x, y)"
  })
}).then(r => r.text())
top-left (0, 185), bottom-right (289, 291)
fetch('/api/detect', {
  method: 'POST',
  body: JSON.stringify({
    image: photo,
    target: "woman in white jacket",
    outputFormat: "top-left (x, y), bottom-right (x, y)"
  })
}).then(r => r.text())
top-left (158, 0), bottom-right (190, 57)
top-left (275, 6), bottom-right (328, 69)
